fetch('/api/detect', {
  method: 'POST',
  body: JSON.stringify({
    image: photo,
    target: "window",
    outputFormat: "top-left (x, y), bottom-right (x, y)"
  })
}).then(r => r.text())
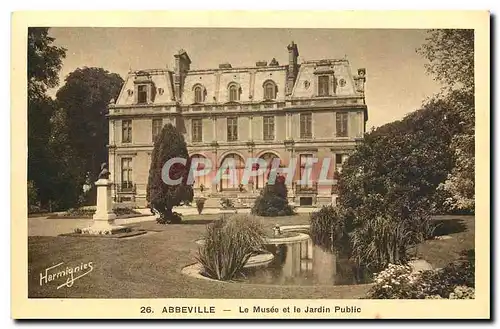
top-left (229, 84), bottom-right (239, 102)
top-left (335, 154), bottom-right (348, 173)
top-left (192, 118), bottom-right (203, 142)
top-left (219, 153), bottom-right (245, 191)
top-left (122, 120), bottom-right (132, 143)
top-left (194, 86), bottom-right (204, 103)
top-left (318, 75), bottom-right (330, 96)
top-left (335, 154), bottom-right (344, 165)
top-left (336, 112), bottom-right (348, 137)
top-left (263, 116), bottom-right (275, 140)
top-left (264, 81), bottom-right (276, 100)
top-left (300, 154), bottom-right (314, 188)
top-left (121, 158), bottom-right (133, 190)
top-left (227, 117), bottom-right (238, 141)
top-left (137, 85), bottom-right (148, 104)
top-left (300, 113), bottom-right (312, 139)
top-left (152, 119), bottom-right (163, 142)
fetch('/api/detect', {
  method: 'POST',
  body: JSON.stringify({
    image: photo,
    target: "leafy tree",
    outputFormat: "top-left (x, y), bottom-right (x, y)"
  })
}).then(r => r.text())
top-left (46, 107), bottom-right (86, 209)
top-left (337, 98), bottom-right (464, 269)
top-left (27, 180), bottom-right (39, 213)
top-left (418, 29), bottom-right (475, 211)
top-left (417, 29), bottom-right (474, 92)
top-left (27, 28), bottom-right (66, 208)
top-left (28, 28), bottom-right (66, 98)
top-left (56, 67), bottom-right (124, 184)
top-left (437, 90), bottom-right (475, 211)
top-left (147, 124), bottom-right (194, 224)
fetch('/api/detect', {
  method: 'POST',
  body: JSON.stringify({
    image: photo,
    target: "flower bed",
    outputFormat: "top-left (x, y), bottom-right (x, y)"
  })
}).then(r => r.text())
top-left (365, 249), bottom-right (475, 299)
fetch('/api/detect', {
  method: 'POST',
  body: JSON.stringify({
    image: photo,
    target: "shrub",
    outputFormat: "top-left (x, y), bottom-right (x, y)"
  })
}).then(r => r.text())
top-left (309, 205), bottom-right (346, 252)
top-left (348, 206), bottom-right (434, 271)
top-left (197, 215), bottom-right (265, 281)
top-left (62, 208), bottom-right (96, 217)
top-left (60, 207), bottom-right (140, 218)
top-left (196, 198), bottom-right (206, 214)
top-left (147, 124), bottom-right (194, 224)
top-left (220, 198), bottom-right (235, 209)
top-left (366, 264), bottom-right (424, 299)
top-left (113, 207), bottom-right (141, 216)
top-left (419, 249), bottom-right (475, 297)
top-left (251, 176), bottom-right (294, 217)
top-left (366, 249), bottom-right (475, 299)
top-left (156, 211), bottom-right (182, 224)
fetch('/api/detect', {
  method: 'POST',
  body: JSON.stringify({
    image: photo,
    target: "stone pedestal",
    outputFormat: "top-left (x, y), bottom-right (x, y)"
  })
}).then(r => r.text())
top-left (81, 179), bottom-right (126, 235)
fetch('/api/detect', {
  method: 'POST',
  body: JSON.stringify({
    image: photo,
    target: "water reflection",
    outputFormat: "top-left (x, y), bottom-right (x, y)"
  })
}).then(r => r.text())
top-left (241, 237), bottom-right (370, 286)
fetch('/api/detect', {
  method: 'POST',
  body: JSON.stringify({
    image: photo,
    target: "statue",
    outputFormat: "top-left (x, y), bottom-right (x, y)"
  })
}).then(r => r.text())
top-left (98, 162), bottom-right (110, 180)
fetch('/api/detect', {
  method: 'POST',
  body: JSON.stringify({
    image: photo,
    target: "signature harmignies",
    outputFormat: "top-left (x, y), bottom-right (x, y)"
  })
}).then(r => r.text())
top-left (39, 261), bottom-right (93, 289)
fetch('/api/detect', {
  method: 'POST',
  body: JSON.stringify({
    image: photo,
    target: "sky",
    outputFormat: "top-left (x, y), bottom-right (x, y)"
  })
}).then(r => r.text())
top-left (47, 28), bottom-right (443, 129)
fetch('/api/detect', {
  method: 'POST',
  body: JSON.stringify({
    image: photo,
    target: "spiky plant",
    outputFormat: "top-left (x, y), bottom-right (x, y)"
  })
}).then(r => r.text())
top-left (197, 215), bottom-right (265, 281)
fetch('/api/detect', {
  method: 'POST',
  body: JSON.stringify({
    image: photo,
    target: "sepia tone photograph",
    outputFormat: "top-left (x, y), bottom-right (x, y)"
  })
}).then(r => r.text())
top-left (12, 11), bottom-right (490, 319)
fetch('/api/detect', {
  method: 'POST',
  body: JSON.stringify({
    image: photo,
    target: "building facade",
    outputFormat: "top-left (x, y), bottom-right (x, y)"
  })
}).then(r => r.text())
top-left (108, 42), bottom-right (368, 207)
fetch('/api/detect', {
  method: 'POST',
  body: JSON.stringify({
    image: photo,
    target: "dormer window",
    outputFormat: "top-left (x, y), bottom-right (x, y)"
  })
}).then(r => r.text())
top-left (318, 76), bottom-right (330, 96)
top-left (228, 83), bottom-right (241, 102)
top-left (137, 85), bottom-right (148, 104)
top-left (263, 80), bottom-right (277, 100)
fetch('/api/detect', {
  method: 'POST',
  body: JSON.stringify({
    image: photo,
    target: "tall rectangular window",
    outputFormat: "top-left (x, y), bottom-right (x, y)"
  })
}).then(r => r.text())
top-left (227, 117), bottom-right (238, 141)
top-left (300, 154), bottom-right (314, 188)
top-left (336, 112), bottom-right (349, 137)
top-left (300, 113), bottom-right (312, 139)
top-left (335, 154), bottom-right (348, 173)
top-left (121, 158), bottom-right (133, 190)
top-left (137, 85), bottom-right (148, 104)
top-left (263, 116), bottom-right (275, 140)
top-left (318, 75), bottom-right (330, 96)
top-left (152, 119), bottom-right (163, 142)
top-left (122, 120), bottom-right (132, 143)
top-left (229, 85), bottom-right (239, 102)
top-left (192, 118), bottom-right (203, 142)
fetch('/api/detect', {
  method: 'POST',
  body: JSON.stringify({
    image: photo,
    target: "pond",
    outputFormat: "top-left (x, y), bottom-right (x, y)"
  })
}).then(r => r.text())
top-left (238, 235), bottom-right (372, 286)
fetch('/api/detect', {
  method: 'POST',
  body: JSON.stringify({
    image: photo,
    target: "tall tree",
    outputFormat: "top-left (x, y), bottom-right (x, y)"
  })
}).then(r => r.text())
top-left (147, 124), bottom-right (194, 224)
top-left (417, 29), bottom-right (474, 93)
top-left (56, 67), bottom-right (124, 184)
top-left (27, 28), bottom-right (66, 208)
top-left (418, 29), bottom-right (475, 211)
top-left (337, 98), bottom-right (463, 269)
top-left (28, 28), bottom-right (66, 97)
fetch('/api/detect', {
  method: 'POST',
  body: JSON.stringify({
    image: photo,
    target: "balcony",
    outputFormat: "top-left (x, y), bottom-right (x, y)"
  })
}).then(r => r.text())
top-left (115, 183), bottom-right (136, 194)
top-left (294, 182), bottom-right (318, 194)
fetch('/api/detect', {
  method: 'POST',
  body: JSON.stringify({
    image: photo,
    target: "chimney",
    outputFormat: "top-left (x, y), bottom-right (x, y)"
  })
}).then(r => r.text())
top-left (174, 49), bottom-right (191, 101)
top-left (219, 63), bottom-right (232, 69)
top-left (354, 68), bottom-right (367, 93)
top-left (256, 60), bottom-right (267, 67)
top-left (286, 41), bottom-right (299, 95)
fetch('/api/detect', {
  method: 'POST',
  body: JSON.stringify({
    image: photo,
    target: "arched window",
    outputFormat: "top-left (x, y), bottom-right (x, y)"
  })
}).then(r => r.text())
top-left (194, 85), bottom-right (205, 103)
top-left (256, 153), bottom-right (280, 189)
top-left (191, 154), bottom-right (209, 190)
top-left (263, 81), bottom-right (277, 100)
top-left (219, 153), bottom-right (245, 191)
top-left (229, 84), bottom-right (240, 102)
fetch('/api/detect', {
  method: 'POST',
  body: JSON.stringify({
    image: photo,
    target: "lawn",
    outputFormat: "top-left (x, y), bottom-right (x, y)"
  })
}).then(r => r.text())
top-left (415, 215), bottom-right (475, 268)
top-left (27, 213), bottom-right (474, 299)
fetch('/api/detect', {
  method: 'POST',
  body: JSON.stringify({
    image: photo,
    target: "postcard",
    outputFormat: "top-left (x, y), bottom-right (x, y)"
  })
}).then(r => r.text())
top-left (11, 10), bottom-right (490, 319)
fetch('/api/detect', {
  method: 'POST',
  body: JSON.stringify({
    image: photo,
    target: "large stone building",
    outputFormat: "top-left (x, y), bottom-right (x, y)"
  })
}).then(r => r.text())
top-left (108, 42), bottom-right (368, 207)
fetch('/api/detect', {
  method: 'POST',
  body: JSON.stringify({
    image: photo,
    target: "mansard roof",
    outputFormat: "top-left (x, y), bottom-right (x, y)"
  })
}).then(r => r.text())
top-left (113, 49), bottom-right (365, 107)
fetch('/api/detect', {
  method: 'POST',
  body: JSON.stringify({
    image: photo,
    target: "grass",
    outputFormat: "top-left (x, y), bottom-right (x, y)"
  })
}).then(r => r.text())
top-left (27, 213), bottom-right (474, 298)
top-left (415, 215), bottom-right (475, 268)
